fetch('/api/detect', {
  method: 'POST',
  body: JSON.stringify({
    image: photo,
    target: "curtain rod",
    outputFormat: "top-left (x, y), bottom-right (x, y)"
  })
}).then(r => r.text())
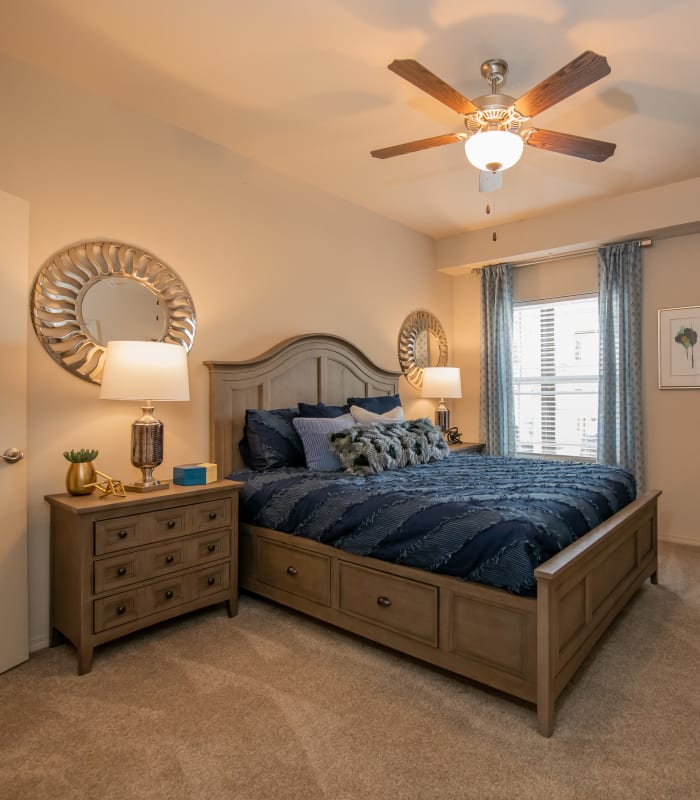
top-left (471, 238), bottom-right (653, 274)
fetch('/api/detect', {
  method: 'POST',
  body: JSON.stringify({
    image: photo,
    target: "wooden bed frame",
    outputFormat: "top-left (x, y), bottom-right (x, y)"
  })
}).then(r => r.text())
top-left (206, 333), bottom-right (660, 736)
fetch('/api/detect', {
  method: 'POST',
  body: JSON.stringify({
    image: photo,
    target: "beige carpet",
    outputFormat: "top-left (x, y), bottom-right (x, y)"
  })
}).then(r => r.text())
top-left (1, 542), bottom-right (698, 800)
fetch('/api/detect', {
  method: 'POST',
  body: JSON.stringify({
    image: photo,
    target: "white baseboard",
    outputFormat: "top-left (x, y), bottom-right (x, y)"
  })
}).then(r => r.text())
top-left (30, 634), bottom-right (49, 653)
top-left (659, 535), bottom-right (700, 548)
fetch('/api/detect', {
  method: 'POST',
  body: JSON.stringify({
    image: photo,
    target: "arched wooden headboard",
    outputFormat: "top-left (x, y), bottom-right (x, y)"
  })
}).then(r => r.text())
top-left (205, 333), bottom-right (401, 477)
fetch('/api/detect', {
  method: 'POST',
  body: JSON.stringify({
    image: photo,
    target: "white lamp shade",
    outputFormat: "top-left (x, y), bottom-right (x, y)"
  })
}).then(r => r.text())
top-left (421, 367), bottom-right (462, 399)
top-left (100, 341), bottom-right (190, 401)
top-left (464, 130), bottom-right (524, 172)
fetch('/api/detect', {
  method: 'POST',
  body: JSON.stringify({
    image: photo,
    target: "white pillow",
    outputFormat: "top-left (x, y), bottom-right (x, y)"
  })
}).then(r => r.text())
top-left (349, 405), bottom-right (405, 424)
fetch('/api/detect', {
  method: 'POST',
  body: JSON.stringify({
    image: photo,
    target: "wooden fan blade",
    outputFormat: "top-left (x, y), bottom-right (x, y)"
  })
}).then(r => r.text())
top-left (525, 129), bottom-right (616, 162)
top-left (371, 133), bottom-right (466, 159)
top-left (514, 51), bottom-right (611, 118)
top-left (388, 59), bottom-right (479, 116)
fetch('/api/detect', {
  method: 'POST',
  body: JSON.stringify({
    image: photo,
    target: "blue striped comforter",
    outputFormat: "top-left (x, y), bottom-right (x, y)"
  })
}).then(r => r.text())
top-left (229, 455), bottom-right (635, 596)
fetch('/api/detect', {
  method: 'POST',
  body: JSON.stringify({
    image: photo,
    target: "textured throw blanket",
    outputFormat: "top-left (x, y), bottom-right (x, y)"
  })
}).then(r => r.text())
top-left (330, 418), bottom-right (449, 475)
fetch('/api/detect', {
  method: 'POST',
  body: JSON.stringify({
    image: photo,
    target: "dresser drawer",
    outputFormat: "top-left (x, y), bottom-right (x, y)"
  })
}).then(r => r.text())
top-left (190, 563), bottom-right (230, 599)
top-left (190, 497), bottom-right (232, 532)
top-left (94, 588), bottom-right (146, 632)
top-left (189, 530), bottom-right (231, 566)
top-left (258, 539), bottom-right (331, 606)
top-left (145, 575), bottom-right (188, 615)
top-left (142, 540), bottom-right (187, 579)
top-left (94, 552), bottom-right (143, 593)
top-left (94, 515), bottom-right (142, 555)
top-left (337, 561), bottom-right (438, 647)
top-left (142, 505), bottom-right (189, 543)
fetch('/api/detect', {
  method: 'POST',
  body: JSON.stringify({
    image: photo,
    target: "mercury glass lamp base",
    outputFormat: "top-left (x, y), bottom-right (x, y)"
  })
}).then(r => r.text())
top-left (435, 400), bottom-right (450, 433)
top-left (126, 407), bottom-right (168, 492)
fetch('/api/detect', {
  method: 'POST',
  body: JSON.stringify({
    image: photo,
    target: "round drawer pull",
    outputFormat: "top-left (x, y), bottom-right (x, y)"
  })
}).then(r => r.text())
top-left (165, 554), bottom-right (175, 564)
top-left (165, 590), bottom-right (174, 600)
top-left (208, 511), bottom-right (218, 521)
top-left (286, 566), bottom-right (298, 577)
top-left (116, 605), bottom-right (127, 615)
top-left (118, 530), bottom-right (128, 539)
top-left (166, 520), bottom-right (176, 529)
top-left (117, 567), bottom-right (127, 577)
top-left (377, 596), bottom-right (392, 608)
top-left (207, 576), bottom-right (216, 586)
top-left (207, 543), bottom-right (216, 553)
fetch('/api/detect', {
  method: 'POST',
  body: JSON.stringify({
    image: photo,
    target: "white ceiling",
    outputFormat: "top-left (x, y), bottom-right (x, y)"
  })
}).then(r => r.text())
top-left (1, 0), bottom-right (699, 238)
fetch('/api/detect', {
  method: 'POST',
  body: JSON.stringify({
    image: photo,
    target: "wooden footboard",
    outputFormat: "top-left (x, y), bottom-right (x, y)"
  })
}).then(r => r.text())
top-left (534, 490), bottom-right (660, 736)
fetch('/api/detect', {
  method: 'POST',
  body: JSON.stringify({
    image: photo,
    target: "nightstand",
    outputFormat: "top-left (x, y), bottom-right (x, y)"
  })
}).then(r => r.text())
top-left (448, 442), bottom-right (485, 454)
top-left (46, 480), bottom-right (243, 675)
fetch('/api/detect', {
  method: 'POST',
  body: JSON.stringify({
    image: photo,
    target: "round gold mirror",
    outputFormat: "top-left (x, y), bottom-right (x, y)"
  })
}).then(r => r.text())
top-left (397, 309), bottom-right (448, 389)
top-left (30, 241), bottom-right (196, 384)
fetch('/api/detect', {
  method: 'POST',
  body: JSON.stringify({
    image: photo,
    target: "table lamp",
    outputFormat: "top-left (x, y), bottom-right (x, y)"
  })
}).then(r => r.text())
top-left (100, 340), bottom-right (190, 492)
top-left (421, 367), bottom-right (462, 432)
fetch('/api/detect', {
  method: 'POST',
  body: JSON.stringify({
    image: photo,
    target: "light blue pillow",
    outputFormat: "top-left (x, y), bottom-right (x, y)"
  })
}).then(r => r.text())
top-left (292, 414), bottom-right (354, 471)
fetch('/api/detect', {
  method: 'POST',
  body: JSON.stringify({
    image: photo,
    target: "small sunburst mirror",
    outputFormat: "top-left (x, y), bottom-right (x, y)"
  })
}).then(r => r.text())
top-left (397, 310), bottom-right (448, 390)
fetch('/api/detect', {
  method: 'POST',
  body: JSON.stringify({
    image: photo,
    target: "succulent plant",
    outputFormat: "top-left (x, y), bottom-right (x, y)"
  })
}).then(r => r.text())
top-left (63, 448), bottom-right (99, 463)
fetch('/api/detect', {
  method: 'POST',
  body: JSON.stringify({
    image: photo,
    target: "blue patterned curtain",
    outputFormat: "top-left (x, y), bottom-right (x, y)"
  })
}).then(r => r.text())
top-left (598, 242), bottom-right (644, 492)
top-left (480, 264), bottom-right (515, 455)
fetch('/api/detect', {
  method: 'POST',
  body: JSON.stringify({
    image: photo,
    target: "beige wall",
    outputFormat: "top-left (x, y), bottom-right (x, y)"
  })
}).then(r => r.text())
top-left (452, 234), bottom-right (700, 548)
top-left (0, 55), bottom-right (452, 650)
top-left (643, 233), bottom-right (700, 546)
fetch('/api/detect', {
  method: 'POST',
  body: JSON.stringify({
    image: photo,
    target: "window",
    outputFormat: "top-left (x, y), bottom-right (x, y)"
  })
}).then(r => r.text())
top-left (512, 295), bottom-right (599, 459)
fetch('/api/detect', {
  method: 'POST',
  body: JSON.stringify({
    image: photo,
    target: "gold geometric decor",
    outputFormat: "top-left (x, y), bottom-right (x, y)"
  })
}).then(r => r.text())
top-left (83, 470), bottom-right (127, 498)
top-left (30, 240), bottom-right (196, 385)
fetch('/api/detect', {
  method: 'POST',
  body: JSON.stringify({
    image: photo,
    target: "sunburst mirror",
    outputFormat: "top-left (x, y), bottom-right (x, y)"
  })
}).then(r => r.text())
top-left (30, 240), bottom-right (196, 384)
top-left (397, 309), bottom-right (448, 390)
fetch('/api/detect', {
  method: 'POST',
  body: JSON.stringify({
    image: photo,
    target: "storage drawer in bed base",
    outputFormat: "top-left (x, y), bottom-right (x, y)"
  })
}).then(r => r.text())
top-left (239, 524), bottom-right (538, 703)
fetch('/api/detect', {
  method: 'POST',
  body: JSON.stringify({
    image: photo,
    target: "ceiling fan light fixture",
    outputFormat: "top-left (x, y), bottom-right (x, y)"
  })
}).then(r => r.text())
top-left (464, 130), bottom-right (524, 172)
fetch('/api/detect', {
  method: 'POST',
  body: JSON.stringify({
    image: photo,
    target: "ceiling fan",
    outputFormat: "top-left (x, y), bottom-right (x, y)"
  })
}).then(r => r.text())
top-left (370, 51), bottom-right (616, 176)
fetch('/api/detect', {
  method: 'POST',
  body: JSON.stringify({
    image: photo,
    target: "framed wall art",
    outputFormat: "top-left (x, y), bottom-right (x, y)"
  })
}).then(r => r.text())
top-left (658, 306), bottom-right (700, 388)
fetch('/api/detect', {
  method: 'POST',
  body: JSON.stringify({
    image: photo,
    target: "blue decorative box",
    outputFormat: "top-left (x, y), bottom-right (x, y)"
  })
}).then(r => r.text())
top-left (173, 462), bottom-right (218, 486)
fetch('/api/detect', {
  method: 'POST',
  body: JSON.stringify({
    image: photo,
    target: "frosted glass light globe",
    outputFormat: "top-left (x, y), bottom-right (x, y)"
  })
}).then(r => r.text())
top-left (464, 130), bottom-right (524, 172)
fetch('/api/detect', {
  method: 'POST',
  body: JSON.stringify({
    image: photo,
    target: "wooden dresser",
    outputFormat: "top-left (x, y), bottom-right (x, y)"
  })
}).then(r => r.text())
top-left (46, 480), bottom-right (242, 674)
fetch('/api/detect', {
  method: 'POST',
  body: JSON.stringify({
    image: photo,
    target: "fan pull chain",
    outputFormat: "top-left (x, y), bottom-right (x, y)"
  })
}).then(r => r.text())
top-left (488, 192), bottom-right (497, 241)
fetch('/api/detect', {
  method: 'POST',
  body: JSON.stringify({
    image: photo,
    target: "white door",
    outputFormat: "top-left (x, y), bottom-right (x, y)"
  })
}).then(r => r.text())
top-left (0, 188), bottom-right (29, 672)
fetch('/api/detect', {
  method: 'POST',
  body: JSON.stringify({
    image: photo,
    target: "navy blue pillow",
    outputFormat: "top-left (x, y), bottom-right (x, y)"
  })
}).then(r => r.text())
top-left (345, 394), bottom-right (402, 414)
top-left (297, 401), bottom-right (349, 418)
top-left (240, 408), bottom-right (305, 470)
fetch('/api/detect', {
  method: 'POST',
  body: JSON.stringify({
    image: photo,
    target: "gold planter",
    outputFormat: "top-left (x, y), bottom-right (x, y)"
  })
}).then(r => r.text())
top-left (66, 462), bottom-right (96, 496)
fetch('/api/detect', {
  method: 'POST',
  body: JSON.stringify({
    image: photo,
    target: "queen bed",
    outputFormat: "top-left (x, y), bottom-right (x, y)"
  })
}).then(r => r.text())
top-left (206, 333), bottom-right (660, 736)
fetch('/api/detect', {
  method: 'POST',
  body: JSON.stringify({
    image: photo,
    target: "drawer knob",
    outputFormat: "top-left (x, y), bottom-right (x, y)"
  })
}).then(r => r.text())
top-left (377, 596), bottom-right (392, 608)
top-left (207, 576), bottom-right (216, 586)
top-left (286, 566), bottom-right (298, 577)
top-left (118, 530), bottom-right (128, 539)
top-left (208, 511), bottom-right (218, 521)
top-left (207, 543), bottom-right (216, 553)
top-left (166, 520), bottom-right (176, 529)
top-left (117, 567), bottom-right (127, 577)
top-left (165, 590), bottom-right (174, 600)
top-left (165, 554), bottom-right (175, 564)
top-left (117, 605), bottom-right (127, 615)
